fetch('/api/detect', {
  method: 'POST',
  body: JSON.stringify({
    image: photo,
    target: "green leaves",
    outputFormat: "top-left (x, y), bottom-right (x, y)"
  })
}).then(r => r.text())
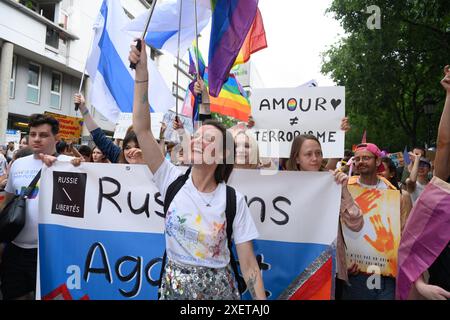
top-left (322, 0), bottom-right (449, 150)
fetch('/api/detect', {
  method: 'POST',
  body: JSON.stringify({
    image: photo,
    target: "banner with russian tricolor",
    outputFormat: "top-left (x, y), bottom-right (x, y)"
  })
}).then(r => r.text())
top-left (37, 162), bottom-right (340, 300)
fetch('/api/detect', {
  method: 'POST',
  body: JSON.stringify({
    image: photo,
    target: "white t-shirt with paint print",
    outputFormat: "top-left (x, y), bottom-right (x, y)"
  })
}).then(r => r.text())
top-left (5, 154), bottom-right (72, 249)
top-left (153, 159), bottom-right (259, 268)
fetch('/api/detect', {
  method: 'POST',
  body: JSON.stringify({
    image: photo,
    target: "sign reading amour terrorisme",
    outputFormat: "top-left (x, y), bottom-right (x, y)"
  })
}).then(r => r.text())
top-left (250, 86), bottom-right (346, 159)
top-left (343, 185), bottom-right (401, 277)
top-left (38, 162), bottom-right (341, 300)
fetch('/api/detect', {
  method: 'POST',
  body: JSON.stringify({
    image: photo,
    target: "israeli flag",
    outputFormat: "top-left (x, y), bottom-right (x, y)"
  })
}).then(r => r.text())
top-left (123, 0), bottom-right (211, 58)
top-left (86, 0), bottom-right (174, 123)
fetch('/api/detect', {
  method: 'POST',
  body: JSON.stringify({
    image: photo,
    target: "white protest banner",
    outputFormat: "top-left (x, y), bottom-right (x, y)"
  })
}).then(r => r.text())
top-left (251, 86), bottom-right (345, 159)
top-left (343, 185), bottom-right (401, 277)
top-left (38, 162), bottom-right (340, 300)
top-left (113, 112), bottom-right (164, 140)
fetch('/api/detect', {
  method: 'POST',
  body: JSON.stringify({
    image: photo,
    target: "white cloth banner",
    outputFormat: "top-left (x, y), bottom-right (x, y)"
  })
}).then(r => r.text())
top-left (113, 113), bottom-right (164, 140)
top-left (251, 86), bottom-right (346, 159)
top-left (38, 162), bottom-right (341, 300)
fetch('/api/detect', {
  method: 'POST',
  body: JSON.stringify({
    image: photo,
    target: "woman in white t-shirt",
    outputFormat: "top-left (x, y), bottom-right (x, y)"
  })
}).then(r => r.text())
top-left (129, 41), bottom-right (266, 300)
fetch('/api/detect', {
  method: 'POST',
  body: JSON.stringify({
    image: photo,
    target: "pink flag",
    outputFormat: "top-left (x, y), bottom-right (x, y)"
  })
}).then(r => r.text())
top-left (361, 130), bottom-right (367, 143)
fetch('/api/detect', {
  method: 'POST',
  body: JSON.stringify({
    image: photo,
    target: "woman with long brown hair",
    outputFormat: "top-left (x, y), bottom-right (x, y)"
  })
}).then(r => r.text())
top-left (285, 133), bottom-right (364, 299)
top-left (129, 40), bottom-right (266, 300)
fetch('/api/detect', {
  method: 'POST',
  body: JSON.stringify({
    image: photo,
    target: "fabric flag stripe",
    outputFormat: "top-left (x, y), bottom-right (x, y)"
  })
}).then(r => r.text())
top-left (98, 2), bottom-right (135, 113)
top-left (189, 44), bottom-right (206, 78)
top-left (396, 177), bottom-right (450, 299)
top-left (186, 44), bottom-right (251, 121)
top-left (124, 0), bottom-right (211, 59)
top-left (233, 8), bottom-right (267, 66)
top-left (403, 146), bottom-right (411, 165)
top-left (146, 30), bottom-right (178, 48)
top-left (289, 258), bottom-right (333, 300)
top-left (86, 0), bottom-right (174, 123)
top-left (204, 71), bottom-right (251, 121)
top-left (361, 130), bottom-right (367, 144)
top-left (208, 0), bottom-right (258, 97)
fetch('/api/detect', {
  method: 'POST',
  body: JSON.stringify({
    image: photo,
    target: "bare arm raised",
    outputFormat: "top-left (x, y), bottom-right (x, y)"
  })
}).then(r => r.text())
top-left (129, 40), bottom-right (165, 174)
top-left (434, 65), bottom-right (450, 180)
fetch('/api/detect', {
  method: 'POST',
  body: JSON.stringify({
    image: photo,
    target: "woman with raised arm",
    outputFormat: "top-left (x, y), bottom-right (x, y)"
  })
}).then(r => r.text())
top-left (129, 40), bottom-right (266, 300)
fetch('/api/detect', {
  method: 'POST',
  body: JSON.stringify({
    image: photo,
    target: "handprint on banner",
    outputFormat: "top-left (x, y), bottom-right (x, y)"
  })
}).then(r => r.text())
top-left (364, 214), bottom-right (395, 253)
top-left (354, 189), bottom-right (382, 214)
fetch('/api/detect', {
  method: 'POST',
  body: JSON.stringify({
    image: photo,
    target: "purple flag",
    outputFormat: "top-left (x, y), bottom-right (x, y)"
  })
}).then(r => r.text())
top-left (208, 0), bottom-right (258, 97)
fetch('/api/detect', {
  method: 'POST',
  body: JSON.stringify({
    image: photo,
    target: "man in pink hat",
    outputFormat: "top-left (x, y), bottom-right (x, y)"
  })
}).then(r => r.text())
top-left (342, 142), bottom-right (399, 300)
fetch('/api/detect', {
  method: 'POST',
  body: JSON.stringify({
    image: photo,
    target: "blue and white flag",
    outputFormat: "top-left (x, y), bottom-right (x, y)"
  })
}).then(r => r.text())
top-left (86, 0), bottom-right (174, 123)
top-left (124, 0), bottom-right (211, 58)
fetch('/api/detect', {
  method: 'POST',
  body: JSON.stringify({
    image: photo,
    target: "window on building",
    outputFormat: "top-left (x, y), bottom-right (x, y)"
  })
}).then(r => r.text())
top-left (172, 82), bottom-right (187, 99)
top-left (27, 62), bottom-right (41, 104)
top-left (40, 3), bottom-right (56, 22)
top-left (19, 0), bottom-right (38, 12)
top-left (9, 55), bottom-right (17, 99)
top-left (50, 72), bottom-right (62, 109)
top-left (179, 59), bottom-right (190, 75)
top-left (20, 0), bottom-right (56, 22)
top-left (46, 27), bottom-right (60, 49)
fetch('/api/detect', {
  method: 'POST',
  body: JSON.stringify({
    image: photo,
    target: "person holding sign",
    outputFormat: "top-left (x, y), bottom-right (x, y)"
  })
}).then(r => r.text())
top-left (0, 114), bottom-right (73, 300)
top-left (284, 134), bottom-right (364, 298)
top-left (397, 65), bottom-right (450, 300)
top-left (128, 40), bottom-right (266, 300)
top-left (343, 143), bottom-right (400, 300)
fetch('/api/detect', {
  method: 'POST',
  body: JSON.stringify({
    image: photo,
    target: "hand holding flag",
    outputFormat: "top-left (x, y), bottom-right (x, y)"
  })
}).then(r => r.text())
top-left (129, 0), bottom-right (157, 70)
top-left (129, 39), bottom-right (148, 81)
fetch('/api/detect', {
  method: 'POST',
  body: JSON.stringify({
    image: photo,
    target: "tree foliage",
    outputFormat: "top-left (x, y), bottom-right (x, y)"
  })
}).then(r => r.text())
top-left (322, 0), bottom-right (450, 151)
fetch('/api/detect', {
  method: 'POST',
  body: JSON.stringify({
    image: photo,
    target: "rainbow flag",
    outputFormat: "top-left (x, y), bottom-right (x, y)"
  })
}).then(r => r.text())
top-left (208, 0), bottom-right (258, 97)
top-left (188, 43), bottom-right (206, 78)
top-left (233, 8), bottom-right (267, 67)
top-left (182, 69), bottom-right (251, 122)
top-left (185, 45), bottom-right (251, 122)
top-left (205, 70), bottom-right (251, 121)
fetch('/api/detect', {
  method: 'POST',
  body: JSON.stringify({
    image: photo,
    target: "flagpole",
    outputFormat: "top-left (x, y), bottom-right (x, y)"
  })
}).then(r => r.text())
top-left (175, 0), bottom-right (184, 117)
top-left (75, 33), bottom-right (95, 112)
top-left (193, 0), bottom-right (200, 77)
top-left (129, 0), bottom-right (158, 69)
top-left (75, 65), bottom-right (87, 112)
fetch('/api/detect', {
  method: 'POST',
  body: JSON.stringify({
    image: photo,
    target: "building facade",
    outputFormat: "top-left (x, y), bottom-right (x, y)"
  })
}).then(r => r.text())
top-left (0, 0), bottom-right (192, 145)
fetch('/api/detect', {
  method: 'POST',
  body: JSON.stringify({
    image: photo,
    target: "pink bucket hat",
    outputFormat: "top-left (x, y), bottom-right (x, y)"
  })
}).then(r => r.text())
top-left (355, 143), bottom-right (385, 173)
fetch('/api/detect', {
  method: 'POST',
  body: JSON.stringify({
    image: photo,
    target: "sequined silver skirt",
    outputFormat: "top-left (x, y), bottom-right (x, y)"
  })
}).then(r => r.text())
top-left (159, 259), bottom-right (241, 300)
